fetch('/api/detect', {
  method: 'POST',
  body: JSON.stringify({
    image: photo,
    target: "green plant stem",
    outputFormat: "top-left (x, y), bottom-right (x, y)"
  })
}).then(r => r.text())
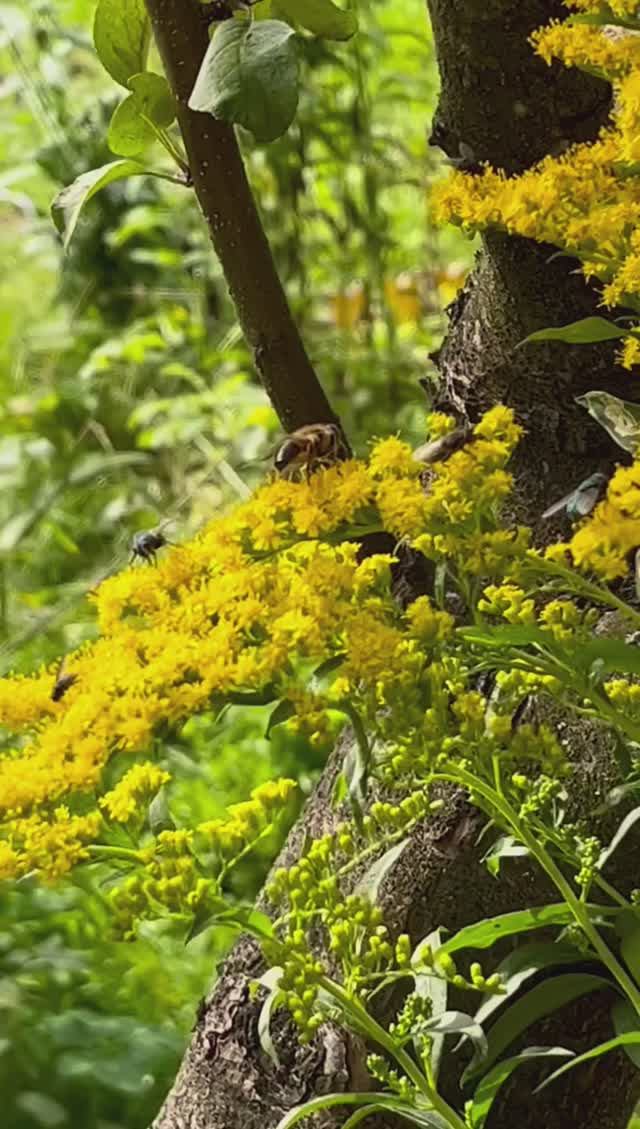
top-left (320, 978), bottom-right (468, 1129)
top-left (143, 0), bottom-right (339, 433)
top-left (440, 768), bottom-right (640, 1015)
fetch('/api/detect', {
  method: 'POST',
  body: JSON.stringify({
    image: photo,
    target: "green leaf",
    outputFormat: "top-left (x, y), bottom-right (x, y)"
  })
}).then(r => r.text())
top-left (611, 999), bottom-right (640, 1070)
top-left (468, 1047), bottom-right (573, 1129)
top-left (275, 0), bottom-right (357, 40)
top-left (473, 942), bottom-right (587, 1035)
top-left (576, 390), bottom-right (640, 454)
top-left (310, 653), bottom-right (345, 692)
top-left (148, 787), bottom-right (175, 835)
top-left (355, 838), bottom-right (410, 904)
top-left (275, 1093), bottom-right (448, 1129)
top-left (482, 835), bottom-right (530, 878)
top-left (598, 806), bottom-right (640, 871)
top-left (94, 0), bottom-right (151, 87)
top-left (535, 1031), bottom-right (640, 1091)
top-left (51, 160), bottom-right (146, 250)
top-left (188, 20), bottom-right (300, 143)
top-left (257, 978), bottom-right (284, 1066)
top-left (463, 973), bottom-right (613, 1084)
top-left (108, 73), bottom-right (176, 157)
top-left (425, 1010), bottom-right (487, 1062)
top-left (580, 638), bottom-right (640, 677)
top-left (265, 698), bottom-right (295, 737)
top-left (437, 903), bottom-right (603, 956)
top-left (458, 624), bottom-right (550, 649)
top-left (412, 929), bottom-right (448, 1078)
top-left (519, 317), bottom-right (629, 347)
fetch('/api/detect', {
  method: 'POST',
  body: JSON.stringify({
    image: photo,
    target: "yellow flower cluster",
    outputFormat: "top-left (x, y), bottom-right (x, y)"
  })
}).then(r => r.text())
top-left (196, 778), bottom-right (297, 861)
top-left (100, 762), bottom-right (170, 824)
top-left (413, 406), bottom-right (528, 572)
top-left (434, 3), bottom-right (640, 360)
top-left (0, 410), bottom-right (521, 882)
top-left (564, 459), bottom-right (640, 577)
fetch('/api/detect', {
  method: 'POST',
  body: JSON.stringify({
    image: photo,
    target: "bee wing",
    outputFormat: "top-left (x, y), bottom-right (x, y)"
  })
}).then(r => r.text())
top-left (541, 489), bottom-right (575, 520)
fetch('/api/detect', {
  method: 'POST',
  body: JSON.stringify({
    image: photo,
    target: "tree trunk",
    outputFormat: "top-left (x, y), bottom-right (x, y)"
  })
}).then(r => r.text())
top-left (153, 4), bottom-right (640, 1128)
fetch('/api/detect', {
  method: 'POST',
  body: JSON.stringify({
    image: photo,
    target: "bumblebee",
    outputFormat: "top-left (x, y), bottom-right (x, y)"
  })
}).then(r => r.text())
top-left (274, 423), bottom-right (348, 479)
top-left (130, 526), bottom-right (171, 565)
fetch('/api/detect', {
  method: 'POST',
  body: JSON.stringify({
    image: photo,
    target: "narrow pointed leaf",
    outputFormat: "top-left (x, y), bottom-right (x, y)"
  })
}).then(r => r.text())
top-left (463, 973), bottom-right (613, 1084)
top-left (535, 1032), bottom-right (640, 1091)
top-left (473, 942), bottom-right (586, 1033)
top-left (519, 317), bottom-right (628, 346)
top-left (258, 984), bottom-right (285, 1066)
top-left (598, 806), bottom-right (640, 870)
top-left (355, 838), bottom-right (410, 904)
top-left (612, 999), bottom-right (640, 1069)
top-left (469, 1047), bottom-right (573, 1128)
top-left (437, 904), bottom-right (607, 956)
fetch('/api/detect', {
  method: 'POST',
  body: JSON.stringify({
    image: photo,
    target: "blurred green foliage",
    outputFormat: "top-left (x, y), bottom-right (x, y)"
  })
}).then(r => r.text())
top-left (0, 0), bottom-right (472, 1125)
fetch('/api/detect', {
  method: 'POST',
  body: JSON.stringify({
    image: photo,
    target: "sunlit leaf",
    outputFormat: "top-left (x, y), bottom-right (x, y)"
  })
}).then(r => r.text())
top-left (519, 317), bottom-right (629, 347)
top-left (275, 0), bottom-right (357, 40)
top-left (51, 160), bottom-right (146, 250)
top-left (108, 73), bottom-right (176, 157)
top-left (437, 904), bottom-right (610, 956)
top-left (94, 0), bottom-right (151, 87)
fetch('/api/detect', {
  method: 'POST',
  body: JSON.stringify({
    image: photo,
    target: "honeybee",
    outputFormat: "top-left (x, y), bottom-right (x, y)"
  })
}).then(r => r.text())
top-left (274, 423), bottom-right (348, 479)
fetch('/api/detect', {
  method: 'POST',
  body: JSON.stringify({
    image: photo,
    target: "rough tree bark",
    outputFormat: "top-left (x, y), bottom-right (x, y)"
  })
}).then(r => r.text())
top-left (152, 4), bottom-right (640, 1129)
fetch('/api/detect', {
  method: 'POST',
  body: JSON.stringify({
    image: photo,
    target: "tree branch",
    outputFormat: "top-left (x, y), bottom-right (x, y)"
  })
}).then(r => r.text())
top-left (144, 0), bottom-right (336, 431)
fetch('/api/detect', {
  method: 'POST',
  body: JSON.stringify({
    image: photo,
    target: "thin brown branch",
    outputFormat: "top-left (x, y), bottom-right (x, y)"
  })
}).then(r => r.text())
top-left (144, 0), bottom-right (336, 432)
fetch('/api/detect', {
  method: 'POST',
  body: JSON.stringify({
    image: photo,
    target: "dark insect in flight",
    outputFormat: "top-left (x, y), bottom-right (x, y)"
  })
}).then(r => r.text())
top-left (542, 472), bottom-right (608, 522)
top-left (130, 523), bottom-right (173, 565)
top-left (51, 659), bottom-right (77, 702)
top-left (274, 422), bottom-right (349, 479)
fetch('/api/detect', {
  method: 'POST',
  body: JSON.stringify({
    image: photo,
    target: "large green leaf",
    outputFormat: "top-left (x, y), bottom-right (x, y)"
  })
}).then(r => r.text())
top-left (94, 0), bottom-right (151, 87)
top-left (520, 317), bottom-right (629, 347)
top-left (576, 390), bottom-right (640, 454)
top-left (51, 160), bottom-right (146, 250)
top-left (463, 973), bottom-right (613, 1084)
top-left (275, 0), bottom-right (357, 40)
top-left (458, 624), bottom-right (550, 649)
top-left (108, 73), bottom-right (176, 157)
top-left (188, 20), bottom-right (299, 143)
top-left (468, 1047), bottom-right (573, 1129)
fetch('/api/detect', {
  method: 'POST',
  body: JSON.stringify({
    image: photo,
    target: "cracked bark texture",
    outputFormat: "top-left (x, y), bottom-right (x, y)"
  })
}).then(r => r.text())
top-left (153, 4), bottom-right (640, 1129)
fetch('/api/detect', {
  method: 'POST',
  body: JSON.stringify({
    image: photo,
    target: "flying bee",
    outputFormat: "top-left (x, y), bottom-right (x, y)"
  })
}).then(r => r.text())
top-left (274, 423), bottom-right (348, 479)
top-left (51, 658), bottom-right (77, 702)
top-left (413, 424), bottom-right (472, 466)
top-left (130, 520), bottom-right (174, 565)
top-left (542, 472), bottom-right (608, 523)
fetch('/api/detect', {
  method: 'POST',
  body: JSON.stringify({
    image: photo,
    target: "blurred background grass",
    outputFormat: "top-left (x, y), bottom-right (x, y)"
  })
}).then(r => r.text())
top-left (0, 2), bottom-right (473, 1125)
